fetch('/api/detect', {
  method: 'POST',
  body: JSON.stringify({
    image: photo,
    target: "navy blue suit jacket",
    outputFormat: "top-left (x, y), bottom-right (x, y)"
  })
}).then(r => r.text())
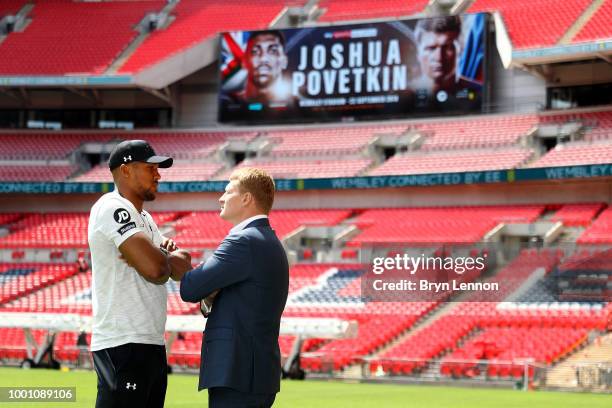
top-left (180, 218), bottom-right (289, 394)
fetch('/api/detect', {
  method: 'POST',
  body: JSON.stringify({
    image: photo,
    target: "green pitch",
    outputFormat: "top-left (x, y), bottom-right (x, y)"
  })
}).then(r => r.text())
top-left (0, 367), bottom-right (609, 407)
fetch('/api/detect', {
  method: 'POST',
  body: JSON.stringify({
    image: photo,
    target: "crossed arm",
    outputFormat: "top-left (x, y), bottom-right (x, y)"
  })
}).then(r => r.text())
top-left (179, 235), bottom-right (250, 302)
top-left (118, 232), bottom-right (192, 285)
top-left (117, 230), bottom-right (251, 308)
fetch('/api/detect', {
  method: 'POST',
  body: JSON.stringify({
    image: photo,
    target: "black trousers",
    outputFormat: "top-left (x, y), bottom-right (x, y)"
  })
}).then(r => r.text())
top-left (209, 387), bottom-right (276, 408)
top-left (93, 343), bottom-right (167, 408)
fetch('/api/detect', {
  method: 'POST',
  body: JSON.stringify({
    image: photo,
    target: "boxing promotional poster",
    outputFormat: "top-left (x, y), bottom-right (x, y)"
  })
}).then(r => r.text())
top-left (219, 13), bottom-right (487, 123)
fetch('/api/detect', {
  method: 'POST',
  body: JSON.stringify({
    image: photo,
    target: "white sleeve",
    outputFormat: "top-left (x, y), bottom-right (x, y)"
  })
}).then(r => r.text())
top-left (143, 211), bottom-right (164, 246)
top-left (96, 200), bottom-right (144, 248)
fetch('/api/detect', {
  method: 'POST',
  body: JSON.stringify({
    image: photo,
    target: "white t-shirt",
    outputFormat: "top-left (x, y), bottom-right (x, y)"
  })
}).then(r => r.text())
top-left (87, 189), bottom-right (167, 351)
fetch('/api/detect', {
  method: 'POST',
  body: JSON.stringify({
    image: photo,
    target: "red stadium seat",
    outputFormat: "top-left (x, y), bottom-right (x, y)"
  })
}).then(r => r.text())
top-left (572, 0), bottom-right (612, 43)
top-left (468, 0), bottom-right (592, 49)
top-left (0, 1), bottom-right (165, 75)
top-left (317, 0), bottom-right (428, 22)
top-left (119, 0), bottom-right (293, 73)
top-left (369, 147), bottom-right (533, 176)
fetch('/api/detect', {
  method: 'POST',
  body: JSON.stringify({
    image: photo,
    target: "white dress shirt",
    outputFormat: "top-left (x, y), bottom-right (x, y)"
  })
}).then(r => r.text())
top-left (229, 214), bottom-right (268, 234)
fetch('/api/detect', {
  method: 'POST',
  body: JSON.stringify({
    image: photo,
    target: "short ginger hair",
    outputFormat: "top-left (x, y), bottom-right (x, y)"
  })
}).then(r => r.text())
top-left (229, 167), bottom-right (275, 214)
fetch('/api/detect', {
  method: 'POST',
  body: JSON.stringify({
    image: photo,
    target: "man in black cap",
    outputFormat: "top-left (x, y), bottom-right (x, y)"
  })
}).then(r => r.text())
top-left (88, 140), bottom-right (192, 408)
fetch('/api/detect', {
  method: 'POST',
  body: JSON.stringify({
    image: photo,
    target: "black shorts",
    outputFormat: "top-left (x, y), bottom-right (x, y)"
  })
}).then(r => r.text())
top-left (92, 343), bottom-right (167, 408)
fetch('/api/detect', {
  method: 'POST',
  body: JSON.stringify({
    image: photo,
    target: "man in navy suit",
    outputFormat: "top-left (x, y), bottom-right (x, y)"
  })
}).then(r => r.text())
top-left (178, 167), bottom-right (289, 408)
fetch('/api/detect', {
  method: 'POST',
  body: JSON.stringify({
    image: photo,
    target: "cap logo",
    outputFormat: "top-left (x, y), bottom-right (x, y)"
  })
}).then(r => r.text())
top-left (123, 155), bottom-right (132, 162)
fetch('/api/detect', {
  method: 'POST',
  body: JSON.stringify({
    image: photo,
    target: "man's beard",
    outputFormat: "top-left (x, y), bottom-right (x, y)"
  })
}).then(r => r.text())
top-left (138, 185), bottom-right (156, 201)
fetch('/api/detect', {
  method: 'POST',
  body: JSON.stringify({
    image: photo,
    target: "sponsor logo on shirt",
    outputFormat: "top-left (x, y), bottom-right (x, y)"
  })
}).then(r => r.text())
top-left (113, 208), bottom-right (131, 224)
top-left (117, 222), bottom-right (136, 236)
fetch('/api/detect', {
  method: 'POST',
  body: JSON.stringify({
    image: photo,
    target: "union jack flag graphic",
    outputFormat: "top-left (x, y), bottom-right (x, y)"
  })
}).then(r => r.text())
top-left (220, 32), bottom-right (250, 92)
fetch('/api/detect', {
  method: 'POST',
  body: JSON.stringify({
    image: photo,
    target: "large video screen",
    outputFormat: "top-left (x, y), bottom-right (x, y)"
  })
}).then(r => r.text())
top-left (218, 13), bottom-right (487, 123)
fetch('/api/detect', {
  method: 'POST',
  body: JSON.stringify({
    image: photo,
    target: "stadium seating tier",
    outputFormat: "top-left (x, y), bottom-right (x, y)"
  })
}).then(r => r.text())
top-left (572, 0), bottom-right (612, 43)
top-left (0, 0), bottom-right (165, 75)
top-left (317, 0), bottom-right (428, 22)
top-left (119, 0), bottom-right (293, 73)
top-left (468, 0), bottom-right (593, 49)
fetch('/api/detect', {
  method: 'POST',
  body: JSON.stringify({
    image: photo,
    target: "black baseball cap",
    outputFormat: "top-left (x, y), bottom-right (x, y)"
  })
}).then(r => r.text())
top-left (108, 140), bottom-right (173, 171)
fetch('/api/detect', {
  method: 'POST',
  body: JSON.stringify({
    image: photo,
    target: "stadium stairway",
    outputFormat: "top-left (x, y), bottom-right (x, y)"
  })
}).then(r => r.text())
top-left (344, 255), bottom-right (507, 378)
top-left (0, 0), bottom-right (167, 75)
top-left (545, 332), bottom-right (612, 389)
top-left (572, 0), bottom-right (612, 43)
top-left (364, 299), bottom-right (477, 374)
top-left (0, 2), bottom-right (30, 47)
top-left (365, 257), bottom-right (534, 378)
top-left (368, 287), bottom-right (482, 358)
top-left (418, 327), bottom-right (486, 380)
top-left (559, 0), bottom-right (608, 44)
top-left (106, 1), bottom-right (179, 74)
top-left (467, 0), bottom-right (593, 49)
top-left (552, 227), bottom-right (587, 244)
top-left (332, 302), bottom-right (460, 378)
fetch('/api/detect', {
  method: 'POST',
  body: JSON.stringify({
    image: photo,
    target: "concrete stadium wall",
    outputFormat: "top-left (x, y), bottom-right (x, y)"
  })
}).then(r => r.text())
top-left (488, 48), bottom-right (546, 113)
top-left (175, 65), bottom-right (219, 127)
